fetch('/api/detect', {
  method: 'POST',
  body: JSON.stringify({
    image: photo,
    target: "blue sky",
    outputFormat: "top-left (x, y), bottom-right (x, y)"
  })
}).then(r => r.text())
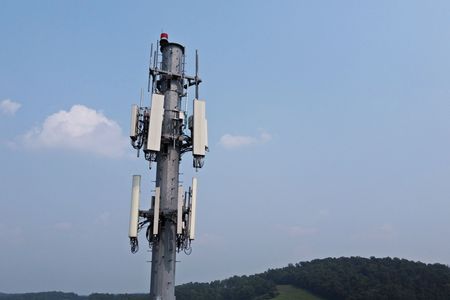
top-left (1, 0), bottom-right (450, 295)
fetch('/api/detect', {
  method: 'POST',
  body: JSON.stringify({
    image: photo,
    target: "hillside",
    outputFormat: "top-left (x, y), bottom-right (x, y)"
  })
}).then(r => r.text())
top-left (262, 257), bottom-right (450, 300)
top-left (2, 257), bottom-right (450, 300)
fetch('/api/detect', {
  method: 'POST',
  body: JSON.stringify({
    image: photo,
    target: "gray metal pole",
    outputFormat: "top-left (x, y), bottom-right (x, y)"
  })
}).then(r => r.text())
top-left (150, 42), bottom-right (185, 300)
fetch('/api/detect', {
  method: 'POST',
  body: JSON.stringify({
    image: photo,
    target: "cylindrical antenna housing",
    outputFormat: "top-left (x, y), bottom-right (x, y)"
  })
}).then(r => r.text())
top-left (161, 42), bottom-right (185, 75)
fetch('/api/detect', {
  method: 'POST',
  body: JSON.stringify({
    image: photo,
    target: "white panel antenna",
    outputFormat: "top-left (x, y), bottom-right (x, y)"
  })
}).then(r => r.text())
top-left (177, 186), bottom-right (184, 235)
top-left (128, 175), bottom-right (141, 238)
top-left (130, 105), bottom-right (139, 139)
top-left (147, 94), bottom-right (165, 152)
top-left (153, 187), bottom-right (161, 236)
top-left (189, 177), bottom-right (198, 240)
top-left (193, 99), bottom-right (207, 156)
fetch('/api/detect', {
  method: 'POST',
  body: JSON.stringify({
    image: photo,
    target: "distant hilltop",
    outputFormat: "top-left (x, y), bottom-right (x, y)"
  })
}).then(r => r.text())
top-left (2, 257), bottom-right (450, 300)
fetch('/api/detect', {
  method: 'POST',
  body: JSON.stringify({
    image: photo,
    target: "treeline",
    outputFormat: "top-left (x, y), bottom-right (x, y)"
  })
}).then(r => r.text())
top-left (0, 292), bottom-right (85, 300)
top-left (262, 257), bottom-right (450, 300)
top-left (2, 257), bottom-right (450, 300)
top-left (0, 292), bottom-right (149, 300)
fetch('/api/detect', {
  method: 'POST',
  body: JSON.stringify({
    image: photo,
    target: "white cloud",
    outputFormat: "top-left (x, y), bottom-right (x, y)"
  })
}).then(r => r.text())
top-left (21, 105), bottom-right (127, 158)
top-left (219, 131), bottom-right (272, 149)
top-left (0, 99), bottom-right (21, 115)
top-left (220, 134), bottom-right (256, 148)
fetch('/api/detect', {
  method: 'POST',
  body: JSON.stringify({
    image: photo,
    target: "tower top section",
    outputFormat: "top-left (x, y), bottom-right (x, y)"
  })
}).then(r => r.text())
top-left (130, 33), bottom-right (207, 169)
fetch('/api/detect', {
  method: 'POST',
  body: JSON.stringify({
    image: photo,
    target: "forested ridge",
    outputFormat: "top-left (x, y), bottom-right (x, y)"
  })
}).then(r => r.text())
top-left (2, 257), bottom-right (450, 300)
top-left (262, 257), bottom-right (450, 300)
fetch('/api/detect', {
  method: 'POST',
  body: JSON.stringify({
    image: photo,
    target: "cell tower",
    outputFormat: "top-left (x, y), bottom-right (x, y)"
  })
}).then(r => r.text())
top-left (128, 33), bottom-right (208, 300)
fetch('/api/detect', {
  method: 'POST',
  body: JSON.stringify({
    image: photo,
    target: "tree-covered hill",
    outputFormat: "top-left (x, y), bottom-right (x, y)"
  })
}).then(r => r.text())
top-left (176, 257), bottom-right (450, 300)
top-left (2, 257), bottom-right (450, 300)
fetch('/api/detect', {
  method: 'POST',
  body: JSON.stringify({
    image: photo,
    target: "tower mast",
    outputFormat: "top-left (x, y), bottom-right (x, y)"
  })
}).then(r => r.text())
top-left (150, 36), bottom-right (183, 300)
top-left (127, 33), bottom-right (208, 300)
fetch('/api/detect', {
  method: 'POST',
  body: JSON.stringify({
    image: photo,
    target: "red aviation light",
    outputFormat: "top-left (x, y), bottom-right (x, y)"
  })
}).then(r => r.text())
top-left (160, 33), bottom-right (169, 43)
top-left (160, 33), bottom-right (169, 47)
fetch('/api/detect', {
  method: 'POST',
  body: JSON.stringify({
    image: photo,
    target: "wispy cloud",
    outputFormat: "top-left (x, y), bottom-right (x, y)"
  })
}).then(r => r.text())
top-left (54, 222), bottom-right (73, 231)
top-left (20, 105), bottom-right (127, 158)
top-left (0, 99), bottom-right (21, 115)
top-left (219, 131), bottom-right (272, 149)
top-left (318, 209), bottom-right (330, 217)
top-left (276, 224), bottom-right (319, 237)
top-left (196, 232), bottom-right (225, 247)
top-left (354, 223), bottom-right (396, 241)
top-left (374, 223), bottom-right (396, 239)
top-left (287, 225), bottom-right (319, 237)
